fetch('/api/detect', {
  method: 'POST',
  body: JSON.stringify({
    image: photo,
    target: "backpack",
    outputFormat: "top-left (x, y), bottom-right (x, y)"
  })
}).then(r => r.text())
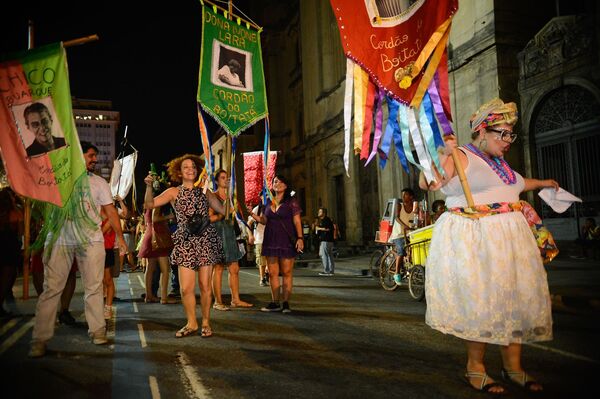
top-left (333, 222), bottom-right (340, 241)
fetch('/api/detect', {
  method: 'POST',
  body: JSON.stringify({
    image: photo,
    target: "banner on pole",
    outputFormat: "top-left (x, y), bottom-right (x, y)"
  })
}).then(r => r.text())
top-left (0, 43), bottom-right (86, 207)
top-left (197, 3), bottom-right (268, 136)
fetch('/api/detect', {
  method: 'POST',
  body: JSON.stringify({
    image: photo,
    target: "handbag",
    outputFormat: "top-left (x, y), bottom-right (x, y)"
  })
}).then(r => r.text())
top-left (187, 213), bottom-right (210, 236)
top-left (151, 221), bottom-right (174, 250)
top-left (184, 187), bottom-right (211, 236)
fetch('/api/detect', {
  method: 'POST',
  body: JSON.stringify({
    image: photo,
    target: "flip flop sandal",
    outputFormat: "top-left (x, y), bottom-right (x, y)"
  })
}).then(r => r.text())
top-left (201, 326), bottom-right (213, 338)
top-left (212, 303), bottom-right (230, 311)
top-left (464, 371), bottom-right (506, 395)
top-left (501, 368), bottom-right (543, 392)
top-left (175, 326), bottom-right (198, 338)
top-left (230, 301), bottom-right (253, 308)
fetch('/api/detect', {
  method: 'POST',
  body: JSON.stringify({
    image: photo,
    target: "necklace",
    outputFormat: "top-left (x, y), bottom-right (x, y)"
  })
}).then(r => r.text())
top-left (465, 143), bottom-right (516, 185)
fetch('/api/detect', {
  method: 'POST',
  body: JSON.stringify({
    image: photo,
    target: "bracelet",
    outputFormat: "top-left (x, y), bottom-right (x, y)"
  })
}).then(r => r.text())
top-left (296, 237), bottom-right (303, 240)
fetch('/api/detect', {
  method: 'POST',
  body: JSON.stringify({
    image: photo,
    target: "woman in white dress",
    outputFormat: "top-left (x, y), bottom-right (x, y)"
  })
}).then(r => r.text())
top-left (420, 98), bottom-right (559, 394)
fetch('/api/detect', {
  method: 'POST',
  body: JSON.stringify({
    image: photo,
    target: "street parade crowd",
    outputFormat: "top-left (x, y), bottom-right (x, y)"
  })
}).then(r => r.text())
top-left (0, 99), bottom-right (566, 394)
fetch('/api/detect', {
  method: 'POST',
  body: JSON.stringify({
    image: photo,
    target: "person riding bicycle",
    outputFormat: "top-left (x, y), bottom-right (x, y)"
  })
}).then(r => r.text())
top-left (387, 188), bottom-right (418, 284)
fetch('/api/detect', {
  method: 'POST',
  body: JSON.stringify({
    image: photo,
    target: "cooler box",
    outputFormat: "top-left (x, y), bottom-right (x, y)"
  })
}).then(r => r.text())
top-left (378, 220), bottom-right (393, 242)
top-left (377, 198), bottom-right (399, 243)
top-left (407, 224), bottom-right (434, 265)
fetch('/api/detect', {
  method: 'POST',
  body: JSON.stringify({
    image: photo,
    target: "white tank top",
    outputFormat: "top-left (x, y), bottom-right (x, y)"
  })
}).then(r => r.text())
top-left (441, 148), bottom-right (525, 208)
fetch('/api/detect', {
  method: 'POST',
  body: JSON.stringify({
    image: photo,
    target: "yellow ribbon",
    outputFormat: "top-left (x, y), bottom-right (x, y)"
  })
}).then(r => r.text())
top-left (353, 66), bottom-right (368, 155)
top-left (410, 24), bottom-right (450, 108)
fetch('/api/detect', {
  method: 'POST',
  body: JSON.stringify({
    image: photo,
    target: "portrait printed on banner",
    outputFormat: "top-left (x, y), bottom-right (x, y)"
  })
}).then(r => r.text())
top-left (211, 40), bottom-right (253, 92)
top-left (12, 97), bottom-right (67, 157)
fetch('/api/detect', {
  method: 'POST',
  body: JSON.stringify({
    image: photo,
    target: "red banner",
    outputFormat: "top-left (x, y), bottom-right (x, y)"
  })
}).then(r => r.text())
top-left (330, 0), bottom-right (457, 104)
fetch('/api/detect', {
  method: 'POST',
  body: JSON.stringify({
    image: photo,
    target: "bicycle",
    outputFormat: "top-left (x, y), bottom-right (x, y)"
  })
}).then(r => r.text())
top-left (378, 245), bottom-right (410, 291)
top-left (368, 247), bottom-right (385, 277)
top-left (376, 225), bottom-right (432, 300)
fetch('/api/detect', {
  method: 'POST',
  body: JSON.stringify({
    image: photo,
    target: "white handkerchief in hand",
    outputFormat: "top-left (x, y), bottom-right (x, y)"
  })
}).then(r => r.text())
top-left (538, 187), bottom-right (582, 214)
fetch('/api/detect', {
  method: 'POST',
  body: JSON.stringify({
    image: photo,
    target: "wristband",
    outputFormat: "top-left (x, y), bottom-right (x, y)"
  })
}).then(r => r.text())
top-left (296, 237), bottom-right (303, 240)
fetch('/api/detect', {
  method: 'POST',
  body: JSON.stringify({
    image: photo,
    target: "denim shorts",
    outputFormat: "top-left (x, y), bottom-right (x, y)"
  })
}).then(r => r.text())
top-left (391, 238), bottom-right (405, 254)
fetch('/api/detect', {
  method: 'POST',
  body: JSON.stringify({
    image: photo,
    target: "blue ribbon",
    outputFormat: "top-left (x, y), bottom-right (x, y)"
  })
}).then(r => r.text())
top-left (399, 105), bottom-right (419, 168)
top-left (423, 92), bottom-right (444, 149)
top-left (379, 97), bottom-right (397, 169)
top-left (262, 119), bottom-right (270, 205)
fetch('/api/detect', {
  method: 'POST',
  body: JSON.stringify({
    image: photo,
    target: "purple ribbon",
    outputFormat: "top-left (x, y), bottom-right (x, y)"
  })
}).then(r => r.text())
top-left (379, 97), bottom-right (403, 170)
top-left (423, 92), bottom-right (444, 149)
top-left (366, 88), bottom-right (386, 165)
top-left (429, 73), bottom-right (453, 135)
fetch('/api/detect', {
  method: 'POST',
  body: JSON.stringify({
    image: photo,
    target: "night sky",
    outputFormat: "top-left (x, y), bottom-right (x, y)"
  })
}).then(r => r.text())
top-left (1, 1), bottom-right (256, 199)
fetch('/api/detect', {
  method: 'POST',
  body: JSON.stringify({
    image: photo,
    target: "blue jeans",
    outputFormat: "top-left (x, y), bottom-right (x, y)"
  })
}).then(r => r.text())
top-left (319, 241), bottom-right (335, 274)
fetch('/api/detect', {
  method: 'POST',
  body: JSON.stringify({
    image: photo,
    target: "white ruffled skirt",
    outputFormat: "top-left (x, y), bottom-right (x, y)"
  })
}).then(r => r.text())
top-left (425, 211), bottom-right (553, 345)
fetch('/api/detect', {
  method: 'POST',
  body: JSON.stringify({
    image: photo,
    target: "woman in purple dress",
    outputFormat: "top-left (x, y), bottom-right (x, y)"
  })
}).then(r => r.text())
top-left (249, 175), bottom-right (304, 313)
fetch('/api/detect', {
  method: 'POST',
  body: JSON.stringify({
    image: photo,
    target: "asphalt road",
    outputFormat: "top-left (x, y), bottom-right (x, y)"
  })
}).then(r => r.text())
top-left (1, 264), bottom-right (599, 399)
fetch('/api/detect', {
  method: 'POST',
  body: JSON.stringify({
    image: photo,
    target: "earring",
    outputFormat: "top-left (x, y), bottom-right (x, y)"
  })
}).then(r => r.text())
top-left (478, 138), bottom-right (487, 151)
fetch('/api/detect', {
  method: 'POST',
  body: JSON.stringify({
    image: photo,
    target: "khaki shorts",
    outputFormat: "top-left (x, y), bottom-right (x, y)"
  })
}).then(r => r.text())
top-left (254, 244), bottom-right (266, 267)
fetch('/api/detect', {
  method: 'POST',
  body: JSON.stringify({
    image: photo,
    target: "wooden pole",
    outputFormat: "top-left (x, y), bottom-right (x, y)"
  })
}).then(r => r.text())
top-left (19, 24), bottom-right (100, 300)
top-left (63, 34), bottom-right (99, 48)
top-left (450, 148), bottom-right (475, 208)
top-left (224, 0), bottom-right (233, 221)
top-left (21, 20), bottom-right (35, 300)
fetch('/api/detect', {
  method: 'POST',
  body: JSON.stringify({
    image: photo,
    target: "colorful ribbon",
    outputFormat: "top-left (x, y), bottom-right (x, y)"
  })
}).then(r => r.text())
top-left (365, 88), bottom-right (385, 165)
top-left (353, 66), bottom-right (368, 154)
top-left (343, 59), bottom-right (354, 176)
top-left (428, 74), bottom-right (454, 135)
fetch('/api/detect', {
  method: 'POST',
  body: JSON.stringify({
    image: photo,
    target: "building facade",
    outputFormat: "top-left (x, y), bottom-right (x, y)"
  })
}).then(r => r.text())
top-left (72, 98), bottom-right (120, 180)
top-left (225, 0), bottom-right (598, 245)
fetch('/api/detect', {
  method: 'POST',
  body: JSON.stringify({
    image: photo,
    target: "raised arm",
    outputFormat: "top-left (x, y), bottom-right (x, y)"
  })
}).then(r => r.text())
top-left (144, 173), bottom-right (176, 209)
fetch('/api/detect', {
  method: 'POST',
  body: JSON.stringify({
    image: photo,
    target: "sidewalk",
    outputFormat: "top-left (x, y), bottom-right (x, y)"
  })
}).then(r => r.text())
top-left (298, 242), bottom-right (600, 313)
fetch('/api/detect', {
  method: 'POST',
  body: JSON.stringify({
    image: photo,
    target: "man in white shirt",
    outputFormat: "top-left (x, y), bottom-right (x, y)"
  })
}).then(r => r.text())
top-left (29, 142), bottom-right (127, 358)
top-left (387, 188), bottom-right (417, 285)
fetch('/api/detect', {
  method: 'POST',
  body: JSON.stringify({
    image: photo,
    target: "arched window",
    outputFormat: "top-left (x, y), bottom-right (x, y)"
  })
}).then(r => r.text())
top-left (533, 85), bottom-right (600, 220)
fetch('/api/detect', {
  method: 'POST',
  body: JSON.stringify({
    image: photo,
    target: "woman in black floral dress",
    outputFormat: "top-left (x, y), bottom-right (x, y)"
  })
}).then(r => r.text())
top-left (144, 154), bottom-right (225, 338)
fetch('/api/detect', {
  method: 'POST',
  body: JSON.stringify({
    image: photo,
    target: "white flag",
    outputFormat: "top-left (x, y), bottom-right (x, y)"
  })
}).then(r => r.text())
top-left (110, 152), bottom-right (137, 199)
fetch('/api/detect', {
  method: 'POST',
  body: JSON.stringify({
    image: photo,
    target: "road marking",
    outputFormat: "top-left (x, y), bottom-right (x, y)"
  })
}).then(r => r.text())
top-left (177, 351), bottom-right (212, 398)
top-left (149, 375), bottom-right (161, 399)
top-left (239, 270), bottom-right (257, 277)
top-left (0, 319), bottom-right (34, 355)
top-left (526, 342), bottom-right (600, 364)
top-left (137, 323), bottom-right (147, 348)
top-left (133, 302), bottom-right (139, 313)
top-left (138, 275), bottom-right (145, 288)
top-left (0, 318), bottom-right (19, 336)
top-left (130, 288), bottom-right (134, 297)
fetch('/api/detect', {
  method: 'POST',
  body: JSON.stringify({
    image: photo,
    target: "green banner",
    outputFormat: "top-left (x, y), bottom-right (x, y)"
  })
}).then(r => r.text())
top-left (197, 4), bottom-right (268, 136)
top-left (0, 43), bottom-right (86, 207)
